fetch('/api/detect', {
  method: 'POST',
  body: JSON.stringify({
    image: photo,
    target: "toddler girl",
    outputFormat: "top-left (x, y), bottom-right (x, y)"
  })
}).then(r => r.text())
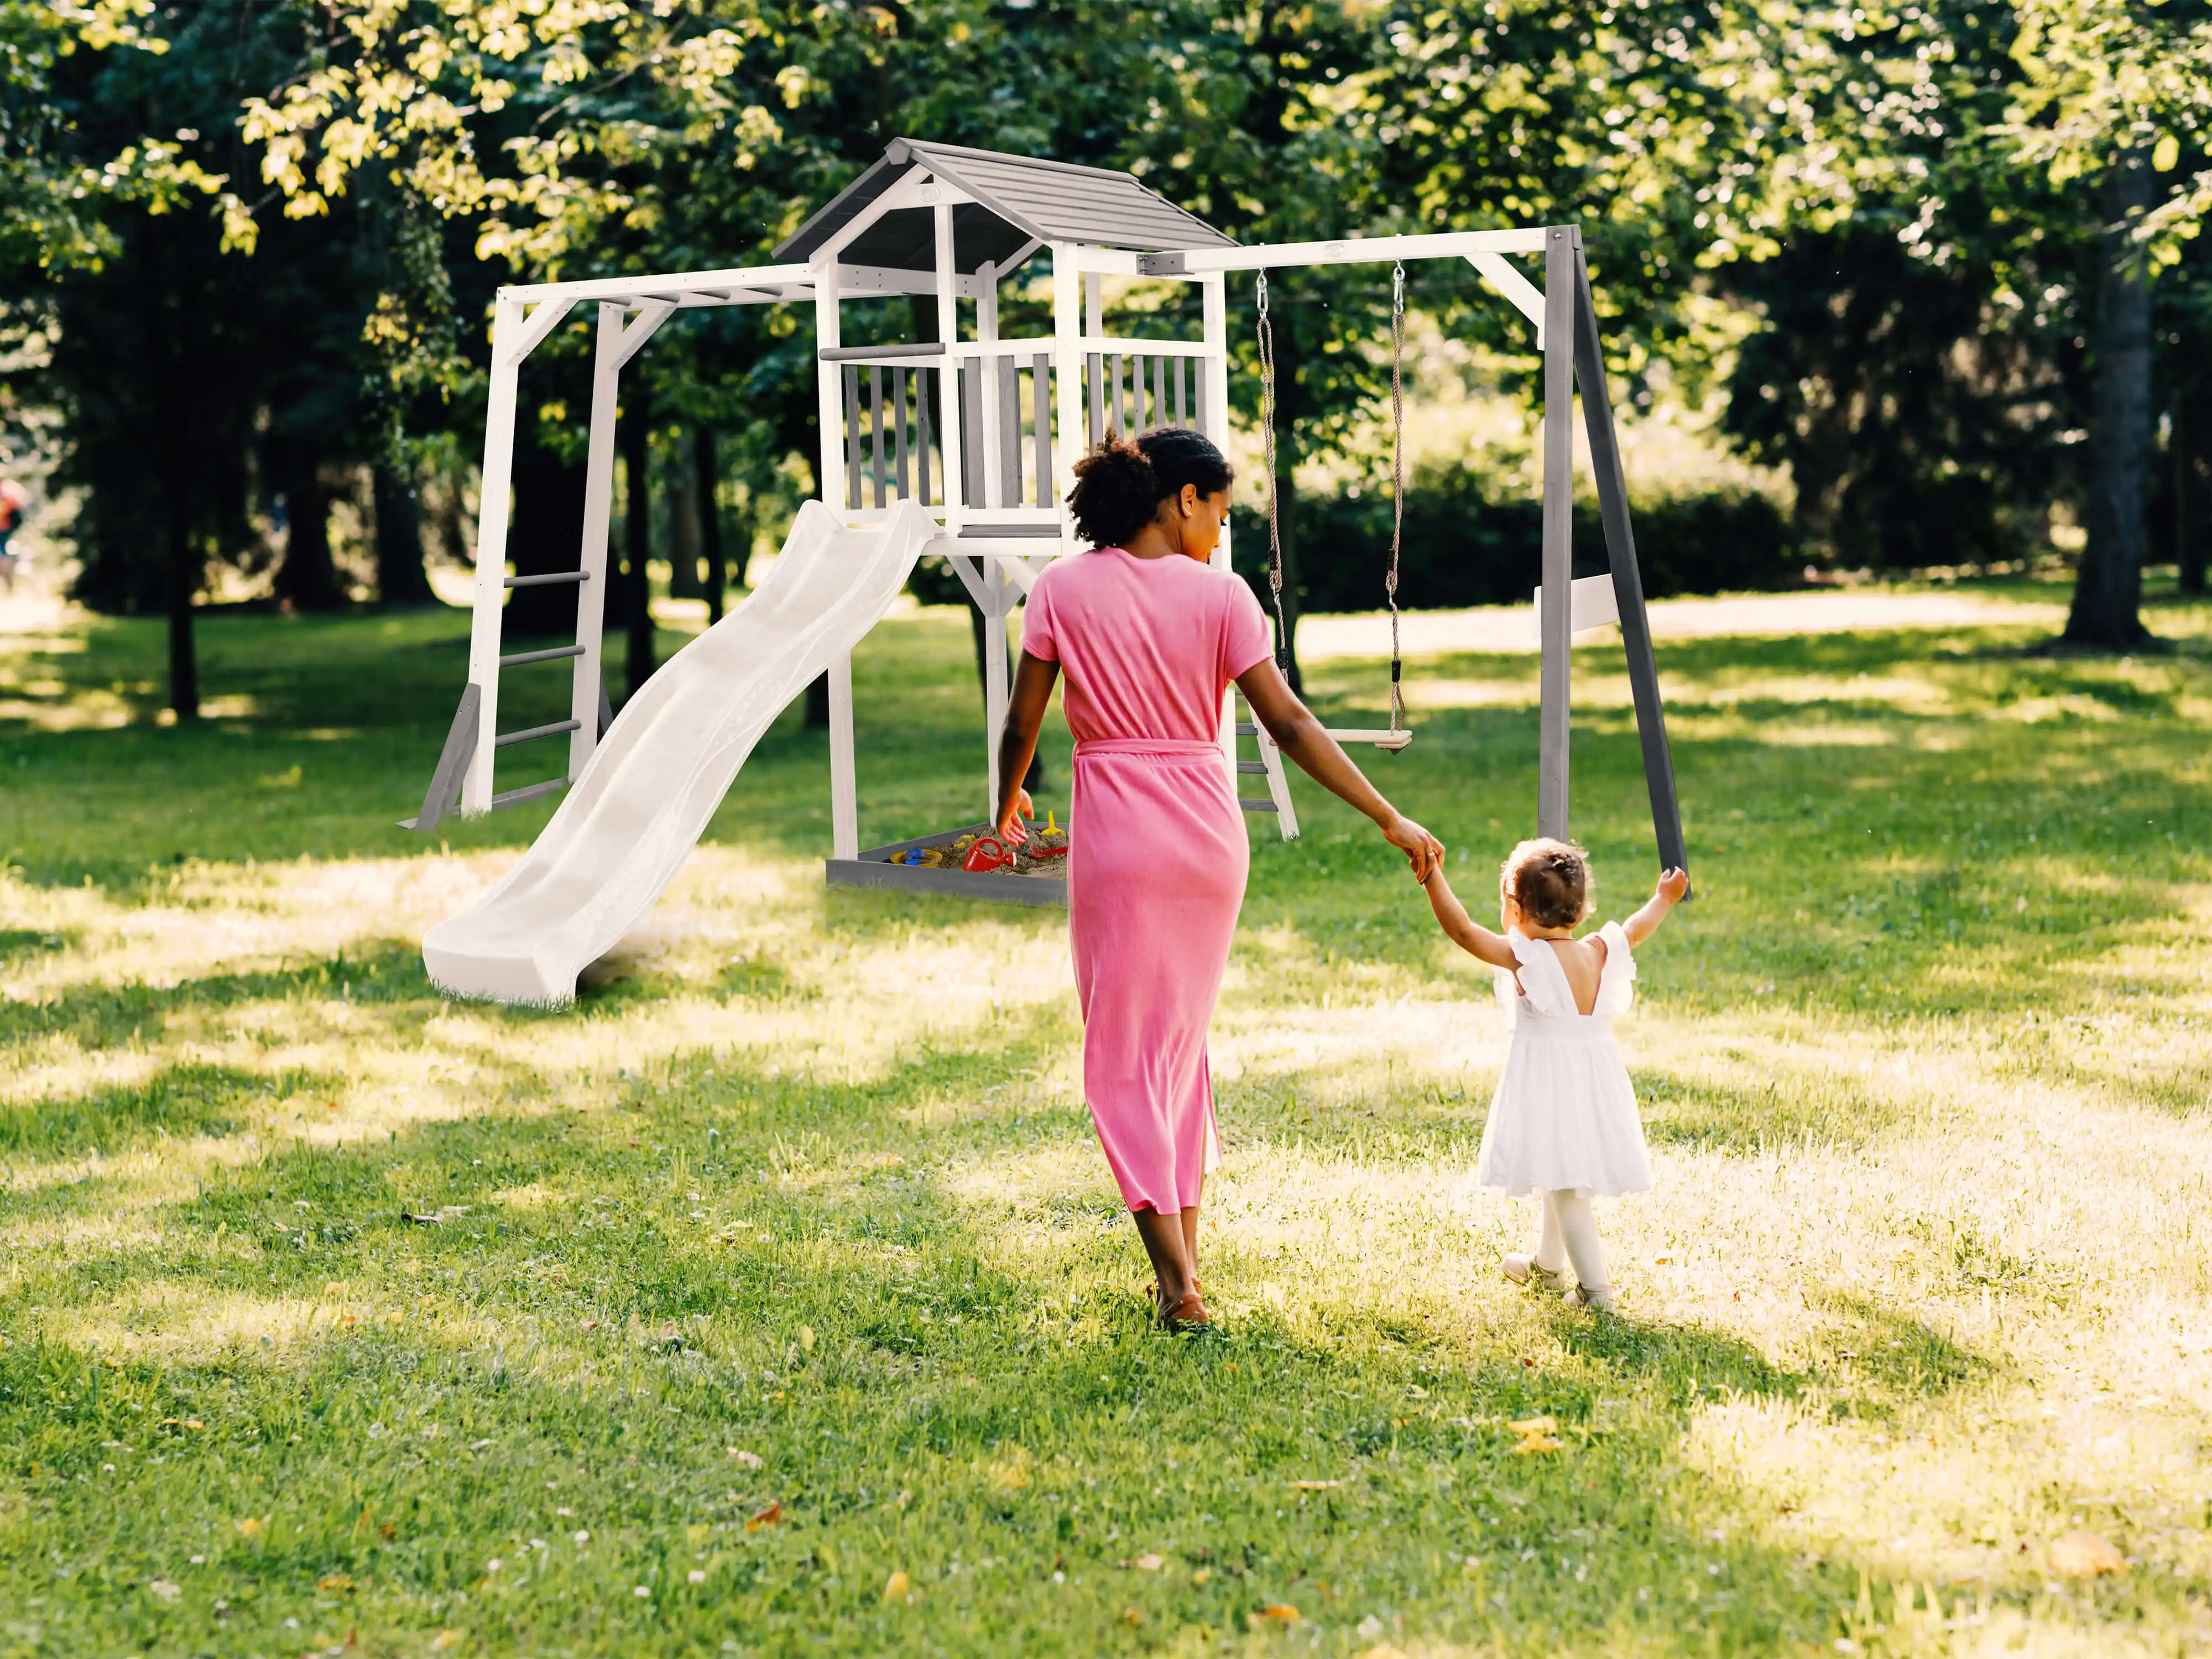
top-left (1421, 839), bottom-right (1688, 1310)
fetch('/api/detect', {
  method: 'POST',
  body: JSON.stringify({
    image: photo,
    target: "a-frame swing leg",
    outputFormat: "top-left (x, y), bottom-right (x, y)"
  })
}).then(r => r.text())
top-left (1537, 229), bottom-right (1577, 840)
top-left (1567, 231), bottom-right (1690, 886)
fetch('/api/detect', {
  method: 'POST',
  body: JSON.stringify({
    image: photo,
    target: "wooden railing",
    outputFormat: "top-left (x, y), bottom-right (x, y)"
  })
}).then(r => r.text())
top-left (825, 336), bottom-right (1214, 523)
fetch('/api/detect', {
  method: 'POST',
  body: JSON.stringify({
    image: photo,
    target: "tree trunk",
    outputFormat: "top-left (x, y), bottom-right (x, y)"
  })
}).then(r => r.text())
top-left (373, 462), bottom-right (436, 606)
top-left (667, 427), bottom-right (703, 598)
top-left (506, 432), bottom-right (590, 637)
top-left (623, 382), bottom-right (654, 700)
top-left (2064, 155), bottom-right (2157, 649)
top-left (274, 466), bottom-right (345, 611)
top-left (1270, 312), bottom-right (1306, 692)
top-left (2179, 393), bottom-right (2208, 597)
top-left (696, 424), bottom-right (726, 624)
top-left (165, 445), bottom-right (199, 721)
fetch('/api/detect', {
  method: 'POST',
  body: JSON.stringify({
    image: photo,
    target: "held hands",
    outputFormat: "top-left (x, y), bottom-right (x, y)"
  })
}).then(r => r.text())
top-left (997, 788), bottom-right (1035, 847)
top-left (1655, 867), bottom-right (1690, 906)
top-left (1381, 813), bottom-right (1445, 883)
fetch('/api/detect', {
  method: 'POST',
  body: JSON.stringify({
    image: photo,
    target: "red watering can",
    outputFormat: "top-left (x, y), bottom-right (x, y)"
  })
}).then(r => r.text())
top-left (961, 835), bottom-right (1013, 874)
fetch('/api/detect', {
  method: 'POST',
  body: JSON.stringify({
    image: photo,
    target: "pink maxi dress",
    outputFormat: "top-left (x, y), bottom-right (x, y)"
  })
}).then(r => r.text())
top-left (1020, 548), bottom-right (1274, 1214)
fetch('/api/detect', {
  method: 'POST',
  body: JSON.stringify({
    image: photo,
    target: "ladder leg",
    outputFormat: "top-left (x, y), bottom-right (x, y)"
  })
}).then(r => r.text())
top-left (1234, 691), bottom-right (1298, 840)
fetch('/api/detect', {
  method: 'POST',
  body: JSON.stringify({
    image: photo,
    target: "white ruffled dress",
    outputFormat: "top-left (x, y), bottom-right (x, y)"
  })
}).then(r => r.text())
top-left (1474, 922), bottom-right (1654, 1198)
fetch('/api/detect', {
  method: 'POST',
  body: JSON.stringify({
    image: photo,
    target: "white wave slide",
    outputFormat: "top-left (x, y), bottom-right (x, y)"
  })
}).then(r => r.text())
top-left (424, 499), bottom-right (937, 1005)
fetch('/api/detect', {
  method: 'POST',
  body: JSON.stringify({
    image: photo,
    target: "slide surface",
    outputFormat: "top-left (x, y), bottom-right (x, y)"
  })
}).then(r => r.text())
top-left (424, 499), bottom-right (937, 1004)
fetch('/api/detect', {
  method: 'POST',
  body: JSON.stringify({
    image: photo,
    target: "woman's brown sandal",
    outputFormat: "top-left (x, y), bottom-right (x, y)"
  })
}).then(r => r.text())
top-left (1159, 1289), bottom-right (1212, 1332)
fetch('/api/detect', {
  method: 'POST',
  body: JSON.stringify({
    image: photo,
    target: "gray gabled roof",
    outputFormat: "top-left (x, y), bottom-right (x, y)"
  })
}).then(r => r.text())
top-left (774, 138), bottom-right (1235, 274)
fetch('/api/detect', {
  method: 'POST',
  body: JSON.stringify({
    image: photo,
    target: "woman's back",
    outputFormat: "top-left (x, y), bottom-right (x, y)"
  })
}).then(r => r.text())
top-left (1022, 549), bottom-right (1269, 745)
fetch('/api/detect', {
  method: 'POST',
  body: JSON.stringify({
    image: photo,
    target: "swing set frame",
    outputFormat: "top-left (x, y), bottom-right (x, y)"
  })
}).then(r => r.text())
top-left (416, 136), bottom-right (1686, 893)
top-left (1150, 223), bottom-right (1689, 867)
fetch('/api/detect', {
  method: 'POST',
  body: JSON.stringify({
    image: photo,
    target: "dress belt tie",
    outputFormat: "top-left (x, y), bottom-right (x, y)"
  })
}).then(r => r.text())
top-left (1073, 739), bottom-right (1221, 758)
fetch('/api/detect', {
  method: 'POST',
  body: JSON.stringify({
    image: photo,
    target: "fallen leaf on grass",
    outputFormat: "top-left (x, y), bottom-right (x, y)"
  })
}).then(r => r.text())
top-left (747, 1502), bottom-right (782, 1531)
top-left (148, 1578), bottom-right (181, 1601)
top-left (319, 1573), bottom-right (356, 1593)
top-left (1290, 1480), bottom-right (1342, 1491)
top-left (429, 1632), bottom-right (462, 1651)
top-left (1507, 1416), bottom-right (1557, 1436)
top-left (882, 1569), bottom-right (911, 1603)
top-left (726, 1448), bottom-right (764, 1469)
top-left (2049, 1531), bottom-right (2126, 1578)
top-left (237, 1517), bottom-right (265, 1539)
top-left (1249, 1604), bottom-right (1301, 1627)
top-left (1132, 1554), bottom-right (1164, 1571)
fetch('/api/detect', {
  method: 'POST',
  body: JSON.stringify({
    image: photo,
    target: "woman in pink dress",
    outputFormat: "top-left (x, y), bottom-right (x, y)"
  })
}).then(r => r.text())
top-left (994, 429), bottom-right (1443, 1330)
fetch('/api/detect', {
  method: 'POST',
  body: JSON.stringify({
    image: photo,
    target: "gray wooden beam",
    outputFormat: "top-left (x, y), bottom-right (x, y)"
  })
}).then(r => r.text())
top-left (1569, 235), bottom-right (1690, 889)
top-left (1538, 227), bottom-right (1576, 839)
top-left (401, 682), bottom-right (481, 833)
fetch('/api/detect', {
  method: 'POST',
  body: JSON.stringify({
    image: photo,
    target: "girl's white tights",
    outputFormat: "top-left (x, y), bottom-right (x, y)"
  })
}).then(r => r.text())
top-left (1533, 1189), bottom-right (1610, 1296)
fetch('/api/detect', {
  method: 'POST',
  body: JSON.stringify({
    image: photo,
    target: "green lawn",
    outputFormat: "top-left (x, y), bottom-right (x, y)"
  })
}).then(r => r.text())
top-left (1, 580), bottom-right (2209, 1657)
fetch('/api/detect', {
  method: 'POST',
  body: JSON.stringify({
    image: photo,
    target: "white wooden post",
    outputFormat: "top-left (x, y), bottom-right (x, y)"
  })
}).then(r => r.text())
top-left (828, 650), bottom-right (858, 860)
top-left (568, 301), bottom-right (624, 778)
top-left (1084, 270), bottom-right (1103, 340)
top-left (977, 260), bottom-right (1001, 509)
top-left (934, 201), bottom-right (964, 526)
top-left (1201, 272), bottom-right (1239, 797)
top-left (813, 262), bottom-right (844, 514)
top-left (1051, 243), bottom-right (1084, 525)
top-left (462, 295), bottom-right (526, 813)
top-left (815, 262), bottom-right (860, 861)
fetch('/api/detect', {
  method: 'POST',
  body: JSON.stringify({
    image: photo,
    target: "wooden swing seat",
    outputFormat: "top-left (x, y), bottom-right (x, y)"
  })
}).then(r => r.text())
top-left (1322, 727), bottom-right (1414, 752)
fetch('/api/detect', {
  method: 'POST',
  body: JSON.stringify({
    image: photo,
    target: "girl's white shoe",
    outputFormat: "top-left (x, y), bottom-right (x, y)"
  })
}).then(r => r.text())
top-left (1502, 1253), bottom-right (1572, 1292)
top-left (1563, 1282), bottom-right (1618, 1312)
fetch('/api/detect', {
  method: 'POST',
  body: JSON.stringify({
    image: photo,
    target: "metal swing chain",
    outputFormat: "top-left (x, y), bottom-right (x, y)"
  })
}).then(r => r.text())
top-left (1256, 270), bottom-right (1291, 674)
top-left (1387, 260), bottom-right (1407, 734)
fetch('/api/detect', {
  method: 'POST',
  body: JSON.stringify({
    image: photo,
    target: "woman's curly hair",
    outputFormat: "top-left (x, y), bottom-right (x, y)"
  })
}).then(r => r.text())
top-left (1066, 427), bottom-right (1234, 549)
top-left (1500, 837), bottom-right (1592, 930)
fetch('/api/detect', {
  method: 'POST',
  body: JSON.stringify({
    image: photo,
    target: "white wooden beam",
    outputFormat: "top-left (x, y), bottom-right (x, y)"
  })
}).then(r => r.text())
top-left (611, 300), bottom-right (675, 369)
top-left (499, 263), bottom-right (816, 307)
top-left (1470, 251), bottom-right (1547, 348)
top-left (500, 298), bottom-right (578, 368)
top-left (567, 302), bottom-right (625, 780)
top-left (463, 298), bottom-right (526, 812)
top-left (1147, 227), bottom-right (1555, 275)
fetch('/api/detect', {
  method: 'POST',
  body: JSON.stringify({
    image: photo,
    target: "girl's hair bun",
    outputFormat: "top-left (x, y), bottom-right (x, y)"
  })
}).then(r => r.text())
top-left (1066, 426), bottom-right (1234, 549)
top-left (1500, 837), bottom-right (1592, 930)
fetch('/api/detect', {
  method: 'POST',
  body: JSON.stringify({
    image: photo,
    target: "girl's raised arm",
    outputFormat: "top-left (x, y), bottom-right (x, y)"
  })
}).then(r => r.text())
top-left (1623, 868), bottom-right (1691, 947)
top-left (1422, 866), bottom-right (1517, 969)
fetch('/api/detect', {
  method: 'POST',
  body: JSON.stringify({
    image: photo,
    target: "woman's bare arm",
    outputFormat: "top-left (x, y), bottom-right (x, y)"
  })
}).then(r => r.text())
top-left (1234, 657), bottom-right (1443, 880)
top-left (1421, 866), bottom-right (1518, 968)
top-left (994, 649), bottom-right (1061, 842)
top-left (1623, 867), bottom-right (1691, 947)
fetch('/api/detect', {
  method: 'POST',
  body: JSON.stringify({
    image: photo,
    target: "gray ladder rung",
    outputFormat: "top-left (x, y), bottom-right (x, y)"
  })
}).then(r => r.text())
top-left (1240, 799), bottom-right (1280, 813)
top-left (505, 571), bottom-right (589, 588)
top-left (1235, 761), bottom-right (1269, 774)
top-left (499, 644), bottom-right (586, 667)
top-left (490, 778), bottom-right (568, 810)
top-left (1235, 722), bottom-right (1259, 737)
top-left (493, 718), bottom-right (582, 748)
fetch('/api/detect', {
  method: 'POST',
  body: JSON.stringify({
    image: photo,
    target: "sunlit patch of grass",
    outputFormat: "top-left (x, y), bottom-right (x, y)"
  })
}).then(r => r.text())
top-left (0, 583), bottom-right (2208, 1655)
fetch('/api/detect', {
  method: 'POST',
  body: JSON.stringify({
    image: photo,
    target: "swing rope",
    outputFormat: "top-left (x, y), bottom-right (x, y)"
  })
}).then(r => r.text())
top-left (1254, 264), bottom-right (1412, 749)
top-left (1256, 270), bottom-right (1290, 675)
top-left (1386, 259), bottom-right (1406, 737)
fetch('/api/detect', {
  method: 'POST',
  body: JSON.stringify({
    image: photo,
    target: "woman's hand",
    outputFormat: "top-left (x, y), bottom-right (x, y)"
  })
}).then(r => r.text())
top-left (997, 789), bottom-right (1035, 846)
top-left (1381, 813), bottom-right (1444, 882)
